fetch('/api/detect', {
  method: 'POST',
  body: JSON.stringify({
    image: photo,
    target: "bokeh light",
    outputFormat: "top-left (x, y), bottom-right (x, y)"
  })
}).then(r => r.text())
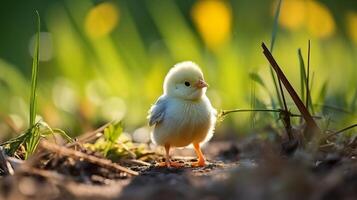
top-left (305, 0), bottom-right (335, 39)
top-left (278, 0), bottom-right (305, 30)
top-left (276, 0), bottom-right (335, 39)
top-left (85, 2), bottom-right (120, 38)
top-left (86, 79), bottom-right (110, 106)
top-left (9, 114), bottom-right (24, 130)
top-left (346, 11), bottom-right (357, 45)
top-left (192, 0), bottom-right (232, 50)
top-left (132, 127), bottom-right (151, 143)
top-left (99, 97), bottom-right (126, 121)
top-left (52, 78), bottom-right (79, 113)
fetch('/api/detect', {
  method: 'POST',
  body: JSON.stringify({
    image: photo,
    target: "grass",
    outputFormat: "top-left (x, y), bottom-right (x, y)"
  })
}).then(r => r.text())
top-left (212, 0), bottom-right (357, 151)
top-left (298, 42), bottom-right (314, 114)
top-left (29, 11), bottom-right (40, 128)
top-left (1, 11), bottom-right (73, 159)
top-left (268, 0), bottom-right (283, 109)
top-left (224, 0), bottom-right (310, 141)
top-left (298, 49), bottom-right (307, 105)
top-left (25, 10), bottom-right (41, 158)
top-left (262, 43), bottom-right (320, 135)
top-left (221, 0), bottom-right (338, 146)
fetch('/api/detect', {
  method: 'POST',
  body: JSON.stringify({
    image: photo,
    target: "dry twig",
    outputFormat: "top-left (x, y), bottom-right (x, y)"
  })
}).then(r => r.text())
top-left (262, 43), bottom-right (320, 136)
top-left (40, 140), bottom-right (139, 176)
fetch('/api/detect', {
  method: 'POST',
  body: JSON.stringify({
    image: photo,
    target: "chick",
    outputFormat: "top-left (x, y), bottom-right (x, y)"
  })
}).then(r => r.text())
top-left (148, 61), bottom-right (216, 167)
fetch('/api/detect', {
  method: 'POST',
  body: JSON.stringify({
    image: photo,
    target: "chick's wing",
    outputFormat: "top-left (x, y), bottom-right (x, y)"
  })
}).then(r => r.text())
top-left (148, 96), bottom-right (168, 126)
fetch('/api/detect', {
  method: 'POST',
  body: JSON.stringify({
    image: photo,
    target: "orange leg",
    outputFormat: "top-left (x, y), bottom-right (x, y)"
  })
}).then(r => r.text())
top-left (192, 143), bottom-right (206, 167)
top-left (157, 144), bottom-right (184, 168)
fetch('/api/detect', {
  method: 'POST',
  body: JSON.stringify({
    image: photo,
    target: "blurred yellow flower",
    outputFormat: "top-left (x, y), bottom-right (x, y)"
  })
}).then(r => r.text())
top-left (278, 0), bottom-right (305, 30)
top-left (346, 11), bottom-right (357, 45)
top-left (85, 2), bottom-right (120, 38)
top-left (275, 0), bottom-right (335, 39)
top-left (305, 0), bottom-right (335, 39)
top-left (192, 0), bottom-right (232, 50)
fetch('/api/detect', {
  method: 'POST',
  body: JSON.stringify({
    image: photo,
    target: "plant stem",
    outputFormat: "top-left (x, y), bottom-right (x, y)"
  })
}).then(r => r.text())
top-left (306, 40), bottom-right (311, 113)
top-left (220, 108), bottom-right (322, 119)
top-left (29, 11), bottom-right (40, 127)
top-left (221, 109), bottom-right (280, 116)
top-left (262, 43), bottom-right (320, 136)
top-left (325, 124), bottom-right (357, 139)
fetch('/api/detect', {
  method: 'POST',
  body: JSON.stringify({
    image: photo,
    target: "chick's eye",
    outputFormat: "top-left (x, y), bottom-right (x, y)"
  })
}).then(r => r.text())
top-left (184, 81), bottom-right (190, 87)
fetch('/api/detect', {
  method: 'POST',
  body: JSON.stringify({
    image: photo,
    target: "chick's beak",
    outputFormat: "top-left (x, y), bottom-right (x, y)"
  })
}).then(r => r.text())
top-left (195, 79), bottom-right (208, 89)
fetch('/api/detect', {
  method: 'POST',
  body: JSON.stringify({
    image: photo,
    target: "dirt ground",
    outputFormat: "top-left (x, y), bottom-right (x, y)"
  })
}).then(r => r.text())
top-left (0, 134), bottom-right (357, 200)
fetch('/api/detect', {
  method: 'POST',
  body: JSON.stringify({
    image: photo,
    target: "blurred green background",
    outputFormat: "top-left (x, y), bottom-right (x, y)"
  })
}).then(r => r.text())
top-left (0, 0), bottom-right (356, 140)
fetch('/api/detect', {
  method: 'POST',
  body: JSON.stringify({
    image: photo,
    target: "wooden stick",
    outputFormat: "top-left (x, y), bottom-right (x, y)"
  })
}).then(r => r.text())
top-left (40, 140), bottom-right (138, 176)
top-left (262, 43), bottom-right (320, 135)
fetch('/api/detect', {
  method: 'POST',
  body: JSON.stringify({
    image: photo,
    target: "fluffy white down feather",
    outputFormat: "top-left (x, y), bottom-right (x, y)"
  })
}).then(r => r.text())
top-left (148, 61), bottom-right (217, 147)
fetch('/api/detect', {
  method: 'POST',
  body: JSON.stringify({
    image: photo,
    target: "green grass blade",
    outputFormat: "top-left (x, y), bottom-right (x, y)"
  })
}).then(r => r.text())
top-left (306, 40), bottom-right (311, 113)
top-left (270, 0), bottom-right (282, 52)
top-left (52, 129), bottom-right (74, 143)
top-left (317, 81), bottom-right (328, 106)
top-left (249, 72), bottom-right (266, 89)
top-left (38, 125), bottom-right (74, 143)
top-left (308, 71), bottom-right (315, 114)
top-left (29, 10), bottom-right (40, 127)
top-left (298, 49), bottom-right (307, 102)
top-left (268, 0), bottom-right (283, 109)
top-left (25, 124), bottom-right (41, 159)
top-left (25, 11), bottom-right (41, 159)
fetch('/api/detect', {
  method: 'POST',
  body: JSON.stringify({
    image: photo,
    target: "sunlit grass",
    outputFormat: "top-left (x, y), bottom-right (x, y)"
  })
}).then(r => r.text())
top-left (1, 12), bottom-right (73, 159)
top-left (25, 10), bottom-right (41, 158)
top-left (29, 11), bottom-right (40, 128)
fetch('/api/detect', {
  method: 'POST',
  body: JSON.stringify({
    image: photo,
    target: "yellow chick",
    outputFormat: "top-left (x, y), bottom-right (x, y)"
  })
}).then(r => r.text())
top-left (148, 61), bottom-right (216, 167)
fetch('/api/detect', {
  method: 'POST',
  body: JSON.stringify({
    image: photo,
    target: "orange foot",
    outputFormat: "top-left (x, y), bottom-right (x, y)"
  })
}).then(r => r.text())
top-left (157, 161), bottom-right (184, 168)
top-left (191, 159), bottom-right (206, 167)
top-left (192, 143), bottom-right (206, 167)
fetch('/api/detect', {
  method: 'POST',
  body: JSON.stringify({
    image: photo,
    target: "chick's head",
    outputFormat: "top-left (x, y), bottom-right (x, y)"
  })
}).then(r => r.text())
top-left (164, 61), bottom-right (208, 101)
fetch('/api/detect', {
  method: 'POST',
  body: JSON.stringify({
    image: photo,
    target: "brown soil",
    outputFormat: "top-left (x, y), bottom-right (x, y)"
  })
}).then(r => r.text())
top-left (1, 136), bottom-right (357, 200)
